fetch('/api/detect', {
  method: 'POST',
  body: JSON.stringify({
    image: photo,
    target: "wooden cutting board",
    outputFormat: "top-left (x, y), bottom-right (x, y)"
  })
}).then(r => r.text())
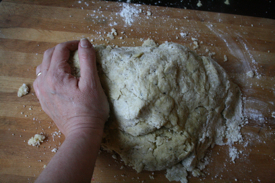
top-left (0, 0), bottom-right (275, 182)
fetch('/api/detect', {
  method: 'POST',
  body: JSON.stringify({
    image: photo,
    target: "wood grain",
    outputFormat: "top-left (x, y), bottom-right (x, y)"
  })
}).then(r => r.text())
top-left (0, 0), bottom-right (275, 182)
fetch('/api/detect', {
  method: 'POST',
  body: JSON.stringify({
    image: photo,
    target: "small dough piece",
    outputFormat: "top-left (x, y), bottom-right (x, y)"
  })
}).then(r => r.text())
top-left (197, 0), bottom-right (202, 7)
top-left (224, 55), bottom-right (228, 62)
top-left (224, 0), bottom-right (230, 5)
top-left (17, 83), bottom-right (29, 97)
top-left (142, 38), bottom-right (157, 47)
top-left (166, 164), bottom-right (188, 183)
top-left (246, 70), bottom-right (254, 78)
top-left (28, 134), bottom-right (45, 147)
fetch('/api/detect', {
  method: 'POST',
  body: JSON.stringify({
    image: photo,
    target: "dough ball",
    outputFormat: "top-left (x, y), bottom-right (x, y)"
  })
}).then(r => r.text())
top-left (71, 40), bottom-right (243, 175)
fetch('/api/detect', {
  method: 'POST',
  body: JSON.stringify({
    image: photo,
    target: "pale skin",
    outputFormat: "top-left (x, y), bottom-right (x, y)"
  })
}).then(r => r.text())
top-left (33, 38), bottom-right (109, 183)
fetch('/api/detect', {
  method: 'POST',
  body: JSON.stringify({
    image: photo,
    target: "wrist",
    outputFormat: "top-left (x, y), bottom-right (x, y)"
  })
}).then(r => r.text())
top-left (63, 117), bottom-right (105, 139)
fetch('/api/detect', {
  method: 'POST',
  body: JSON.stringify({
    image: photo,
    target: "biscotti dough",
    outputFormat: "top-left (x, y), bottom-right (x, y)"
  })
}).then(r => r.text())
top-left (17, 83), bottom-right (29, 97)
top-left (71, 39), bottom-right (243, 182)
top-left (28, 134), bottom-right (45, 147)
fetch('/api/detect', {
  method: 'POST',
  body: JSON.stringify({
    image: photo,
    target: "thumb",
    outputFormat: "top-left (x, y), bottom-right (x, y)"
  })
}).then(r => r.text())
top-left (77, 38), bottom-right (99, 89)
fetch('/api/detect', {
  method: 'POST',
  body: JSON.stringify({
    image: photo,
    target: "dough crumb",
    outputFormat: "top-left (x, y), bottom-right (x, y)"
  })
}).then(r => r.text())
top-left (149, 175), bottom-right (154, 179)
top-left (246, 71), bottom-right (254, 78)
top-left (166, 164), bottom-right (188, 183)
top-left (107, 28), bottom-right (118, 40)
top-left (193, 41), bottom-right (199, 49)
top-left (224, 0), bottom-right (230, 5)
top-left (224, 55), bottom-right (228, 62)
top-left (107, 32), bottom-right (115, 40)
top-left (147, 11), bottom-right (152, 16)
top-left (180, 32), bottom-right (188, 38)
top-left (112, 154), bottom-right (117, 159)
top-left (51, 148), bottom-right (58, 153)
top-left (111, 28), bottom-right (117, 36)
top-left (28, 134), bottom-right (45, 147)
top-left (208, 52), bottom-right (216, 57)
top-left (43, 165), bottom-right (47, 168)
top-left (192, 169), bottom-right (204, 177)
top-left (17, 83), bottom-right (29, 97)
top-left (142, 38), bottom-right (157, 47)
top-left (271, 111), bottom-right (275, 118)
top-left (197, 0), bottom-right (202, 7)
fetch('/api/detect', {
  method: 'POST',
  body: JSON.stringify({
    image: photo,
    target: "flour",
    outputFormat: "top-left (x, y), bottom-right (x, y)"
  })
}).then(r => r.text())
top-left (229, 146), bottom-right (239, 163)
top-left (119, 3), bottom-right (139, 26)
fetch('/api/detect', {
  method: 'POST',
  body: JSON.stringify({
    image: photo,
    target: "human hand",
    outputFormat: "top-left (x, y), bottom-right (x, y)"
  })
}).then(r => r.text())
top-left (33, 39), bottom-right (109, 137)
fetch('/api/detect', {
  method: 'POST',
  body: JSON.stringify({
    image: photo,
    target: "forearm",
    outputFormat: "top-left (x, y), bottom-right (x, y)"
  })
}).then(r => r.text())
top-left (35, 126), bottom-right (103, 183)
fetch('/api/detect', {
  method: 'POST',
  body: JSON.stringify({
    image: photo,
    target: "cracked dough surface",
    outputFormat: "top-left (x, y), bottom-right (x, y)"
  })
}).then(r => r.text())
top-left (71, 41), bottom-right (243, 177)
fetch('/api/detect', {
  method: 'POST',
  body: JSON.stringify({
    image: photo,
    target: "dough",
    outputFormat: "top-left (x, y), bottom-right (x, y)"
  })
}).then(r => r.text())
top-left (28, 134), bottom-right (45, 147)
top-left (71, 40), bottom-right (243, 181)
top-left (17, 83), bottom-right (29, 97)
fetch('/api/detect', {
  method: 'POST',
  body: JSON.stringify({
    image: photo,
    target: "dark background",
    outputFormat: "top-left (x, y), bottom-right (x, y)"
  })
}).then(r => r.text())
top-left (107, 0), bottom-right (275, 19)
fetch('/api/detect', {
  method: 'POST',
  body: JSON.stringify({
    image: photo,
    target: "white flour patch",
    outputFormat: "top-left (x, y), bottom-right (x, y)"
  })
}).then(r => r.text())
top-left (205, 24), bottom-right (252, 75)
top-left (229, 146), bottom-right (239, 163)
top-left (119, 3), bottom-right (139, 26)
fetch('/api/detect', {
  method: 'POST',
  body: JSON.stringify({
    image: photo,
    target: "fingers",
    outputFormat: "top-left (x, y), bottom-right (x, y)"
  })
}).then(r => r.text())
top-left (36, 65), bottom-right (41, 75)
top-left (77, 38), bottom-right (99, 89)
top-left (49, 40), bottom-right (79, 74)
top-left (41, 47), bottom-right (55, 74)
top-left (33, 79), bottom-right (40, 100)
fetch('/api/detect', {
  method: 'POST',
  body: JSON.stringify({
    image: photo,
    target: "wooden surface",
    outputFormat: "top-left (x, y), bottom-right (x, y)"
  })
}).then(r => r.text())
top-left (0, 0), bottom-right (275, 182)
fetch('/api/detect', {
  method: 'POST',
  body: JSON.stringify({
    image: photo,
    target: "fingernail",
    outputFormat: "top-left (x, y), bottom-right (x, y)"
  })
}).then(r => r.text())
top-left (80, 38), bottom-right (90, 48)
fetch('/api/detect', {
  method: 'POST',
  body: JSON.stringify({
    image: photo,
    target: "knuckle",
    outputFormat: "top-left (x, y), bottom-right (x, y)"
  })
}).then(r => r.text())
top-left (33, 80), bottom-right (38, 90)
top-left (44, 48), bottom-right (52, 56)
top-left (79, 51), bottom-right (91, 61)
top-left (36, 65), bottom-right (41, 72)
top-left (56, 43), bottom-right (66, 50)
top-left (45, 72), bottom-right (60, 92)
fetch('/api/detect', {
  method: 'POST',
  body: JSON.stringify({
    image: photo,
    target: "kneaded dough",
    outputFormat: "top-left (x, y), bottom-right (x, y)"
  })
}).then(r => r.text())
top-left (71, 40), bottom-right (243, 179)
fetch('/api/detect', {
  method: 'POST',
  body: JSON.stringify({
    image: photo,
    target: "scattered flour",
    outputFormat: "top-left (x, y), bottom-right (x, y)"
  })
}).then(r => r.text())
top-left (51, 131), bottom-right (62, 141)
top-left (166, 164), bottom-right (188, 183)
top-left (229, 146), bottom-right (239, 163)
top-left (107, 28), bottom-right (118, 39)
top-left (120, 3), bottom-right (139, 26)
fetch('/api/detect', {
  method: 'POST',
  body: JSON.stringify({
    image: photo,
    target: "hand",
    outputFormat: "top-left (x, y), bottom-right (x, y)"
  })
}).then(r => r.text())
top-left (33, 39), bottom-right (109, 137)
